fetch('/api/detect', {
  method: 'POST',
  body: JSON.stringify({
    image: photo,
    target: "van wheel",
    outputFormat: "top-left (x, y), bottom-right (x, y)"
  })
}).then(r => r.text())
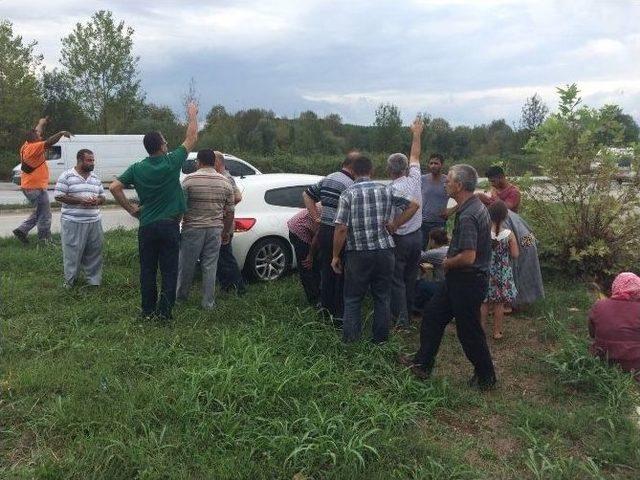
top-left (245, 238), bottom-right (291, 281)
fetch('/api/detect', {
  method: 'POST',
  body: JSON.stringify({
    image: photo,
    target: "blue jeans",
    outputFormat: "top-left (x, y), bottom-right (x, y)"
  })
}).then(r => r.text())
top-left (138, 219), bottom-right (180, 319)
top-left (17, 188), bottom-right (51, 239)
top-left (342, 249), bottom-right (395, 343)
top-left (390, 229), bottom-right (422, 326)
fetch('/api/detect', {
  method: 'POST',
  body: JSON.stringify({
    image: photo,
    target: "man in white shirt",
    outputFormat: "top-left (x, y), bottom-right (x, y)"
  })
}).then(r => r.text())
top-left (54, 149), bottom-right (106, 287)
top-left (388, 117), bottom-right (424, 329)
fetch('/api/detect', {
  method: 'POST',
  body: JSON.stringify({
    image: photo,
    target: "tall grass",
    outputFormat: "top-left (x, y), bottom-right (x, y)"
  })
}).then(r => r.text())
top-left (1, 233), bottom-right (638, 479)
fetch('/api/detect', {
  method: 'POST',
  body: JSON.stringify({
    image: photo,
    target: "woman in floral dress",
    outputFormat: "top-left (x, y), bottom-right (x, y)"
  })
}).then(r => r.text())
top-left (481, 201), bottom-right (519, 339)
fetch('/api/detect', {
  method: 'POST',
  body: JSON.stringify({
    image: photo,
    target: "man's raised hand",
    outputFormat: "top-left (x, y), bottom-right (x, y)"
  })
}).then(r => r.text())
top-left (187, 101), bottom-right (198, 119)
top-left (410, 116), bottom-right (424, 136)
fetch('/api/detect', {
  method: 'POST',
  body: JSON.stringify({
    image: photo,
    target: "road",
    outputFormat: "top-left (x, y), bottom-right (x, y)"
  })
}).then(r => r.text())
top-left (0, 207), bottom-right (139, 238)
top-left (0, 182), bottom-right (137, 205)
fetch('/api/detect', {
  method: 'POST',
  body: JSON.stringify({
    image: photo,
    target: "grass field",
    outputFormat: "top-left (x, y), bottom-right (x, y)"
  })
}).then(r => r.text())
top-left (1, 229), bottom-right (639, 479)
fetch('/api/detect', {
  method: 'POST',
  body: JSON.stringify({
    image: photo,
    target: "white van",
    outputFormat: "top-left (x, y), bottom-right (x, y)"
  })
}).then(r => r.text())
top-left (12, 135), bottom-right (147, 185)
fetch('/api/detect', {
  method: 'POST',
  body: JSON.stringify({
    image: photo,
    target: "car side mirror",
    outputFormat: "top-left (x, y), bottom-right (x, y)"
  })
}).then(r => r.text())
top-left (182, 159), bottom-right (197, 174)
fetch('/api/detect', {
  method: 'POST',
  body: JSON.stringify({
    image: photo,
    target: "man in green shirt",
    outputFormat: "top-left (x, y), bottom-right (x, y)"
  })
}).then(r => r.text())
top-left (110, 102), bottom-right (199, 321)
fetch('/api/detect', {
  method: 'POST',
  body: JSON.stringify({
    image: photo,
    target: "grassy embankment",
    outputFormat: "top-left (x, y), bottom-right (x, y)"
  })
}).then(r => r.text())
top-left (1, 229), bottom-right (638, 479)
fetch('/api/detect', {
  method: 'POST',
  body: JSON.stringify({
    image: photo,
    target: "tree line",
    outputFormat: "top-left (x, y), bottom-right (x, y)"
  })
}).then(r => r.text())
top-left (1, 10), bottom-right (639, 178)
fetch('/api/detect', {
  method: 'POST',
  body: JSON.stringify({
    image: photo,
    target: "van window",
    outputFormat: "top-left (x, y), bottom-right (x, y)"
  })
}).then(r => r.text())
top-left (264, 185), bottom-right (310, 208)
top-left (46, 146), bottom-right (62, 160)
top-left (226, 159), bottom-right (256, 177)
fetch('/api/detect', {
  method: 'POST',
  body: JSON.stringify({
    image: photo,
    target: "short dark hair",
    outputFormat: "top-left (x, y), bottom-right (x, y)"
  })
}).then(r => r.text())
top-left (197, 149), bottom-right (215, 166)
top-left (429, 227), bottom-right (449, 246)
top-left (342, 150), bottom-right (360, 168)
top-left (25, 129), bottom-right (39, 142)
top-left (485, 165), bottom-right (505, 179)
top-left (143, 131), bottom-right (165, 155)
top-left (76, 149), bottom-right (93, 161)
top-left (352, 154), bottom-right (373, 177)
top-left (429, 153), bottom-right (444, 163)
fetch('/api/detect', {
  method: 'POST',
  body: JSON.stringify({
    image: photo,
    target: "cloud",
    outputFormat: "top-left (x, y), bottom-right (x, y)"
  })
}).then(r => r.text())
top-left (2, 0), bottom-right (640, 125)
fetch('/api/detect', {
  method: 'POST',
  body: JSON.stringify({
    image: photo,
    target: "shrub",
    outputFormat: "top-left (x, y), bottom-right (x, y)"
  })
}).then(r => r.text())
top-left (524, 84), bottom-right (640, 283)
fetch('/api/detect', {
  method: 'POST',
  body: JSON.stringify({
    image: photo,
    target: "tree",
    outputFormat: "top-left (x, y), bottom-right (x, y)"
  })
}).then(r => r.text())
top-left (519, 93), bottom-right (548, 133)
top-left (0, 20), bottom-right (42, 149)
top-left (128, 104), bottom-right (183, 147)
top-left (41, 69), bottom-right (89, 134)
top-left (374, 103), bottom-right (403, 152)
top-left (525, 83), bottom-right (640, 281)
top-left (60, 10), bottom-right (143, 133)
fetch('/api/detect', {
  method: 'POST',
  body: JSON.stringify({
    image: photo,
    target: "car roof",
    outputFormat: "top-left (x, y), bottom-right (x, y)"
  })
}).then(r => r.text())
top-left (235, 173), bottom-right (322, 188)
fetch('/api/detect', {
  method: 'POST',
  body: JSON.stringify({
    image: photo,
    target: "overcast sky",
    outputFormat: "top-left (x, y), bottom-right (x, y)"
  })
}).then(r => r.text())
top-left (3, 0), bottom-right (640, 126)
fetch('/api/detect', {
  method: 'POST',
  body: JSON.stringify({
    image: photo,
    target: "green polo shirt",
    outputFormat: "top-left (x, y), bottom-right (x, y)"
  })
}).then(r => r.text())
top-left (118, 146), bottom-right (188, 226)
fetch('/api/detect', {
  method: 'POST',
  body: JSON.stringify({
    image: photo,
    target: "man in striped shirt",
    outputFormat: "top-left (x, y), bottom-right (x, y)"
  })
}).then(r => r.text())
top-left (303, 152), bottom-right (356, 324)
top-left (332, 154), bottom-right (419, 343)
top-left (54, 149), bottom-right (105, 287)
top-left (177, 149), bottom-right (235, 309)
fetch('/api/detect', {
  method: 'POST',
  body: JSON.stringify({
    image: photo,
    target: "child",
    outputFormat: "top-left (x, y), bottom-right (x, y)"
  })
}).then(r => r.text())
top-left (481, 200), bottom-right (519, 339)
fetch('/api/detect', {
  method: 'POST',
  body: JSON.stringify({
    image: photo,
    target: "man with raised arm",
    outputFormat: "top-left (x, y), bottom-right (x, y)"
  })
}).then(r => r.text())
top-left (13, 116), bottom-right (71, 245)
top-left (109, 102), bottom-right (199, 321)
top-left (388, 117), bottom-right (424, 330)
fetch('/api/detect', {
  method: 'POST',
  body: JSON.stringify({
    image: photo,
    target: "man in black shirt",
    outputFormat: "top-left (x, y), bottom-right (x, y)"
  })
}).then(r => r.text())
top-left (401, 164), bottom-right (497, 390)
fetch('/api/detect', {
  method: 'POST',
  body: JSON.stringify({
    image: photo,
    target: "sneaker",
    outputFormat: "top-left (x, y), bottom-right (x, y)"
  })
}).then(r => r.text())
top-left (468, 374), bottom-right (497, 391)
top-left (12, 229), bottom-right (28, 245)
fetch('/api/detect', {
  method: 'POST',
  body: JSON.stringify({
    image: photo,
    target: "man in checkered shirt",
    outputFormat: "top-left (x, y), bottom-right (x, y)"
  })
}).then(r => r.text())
top-left (331, 154), bottom-right (419, 343)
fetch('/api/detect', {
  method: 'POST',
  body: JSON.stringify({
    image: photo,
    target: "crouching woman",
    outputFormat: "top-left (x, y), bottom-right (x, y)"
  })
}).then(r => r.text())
top-left (588, 272), bottom-right (640, 379)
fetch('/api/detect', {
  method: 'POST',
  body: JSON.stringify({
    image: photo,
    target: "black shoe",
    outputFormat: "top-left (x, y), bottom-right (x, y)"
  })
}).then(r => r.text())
top-left (13, 229), bottom-right (28, 245)
top-left (468, 374), bottom-right (497, 391)
top-left (398, 354), bottom-right (431, 380)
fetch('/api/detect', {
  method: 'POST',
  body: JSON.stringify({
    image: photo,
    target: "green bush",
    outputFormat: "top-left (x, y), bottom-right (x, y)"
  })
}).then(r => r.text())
top-left (524, 84), bottom-right (640, 283)
top-left (0, 148), bottom-right (18, 180)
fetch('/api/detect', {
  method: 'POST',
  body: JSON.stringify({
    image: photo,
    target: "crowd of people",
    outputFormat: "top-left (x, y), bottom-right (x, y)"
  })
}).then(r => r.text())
top-left (12, 108), bottom-right (640, 389)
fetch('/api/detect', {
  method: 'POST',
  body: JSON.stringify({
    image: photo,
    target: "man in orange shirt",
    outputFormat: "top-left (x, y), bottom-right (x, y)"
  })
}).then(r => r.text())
top-left (13, 117), bottom-right (71, 244)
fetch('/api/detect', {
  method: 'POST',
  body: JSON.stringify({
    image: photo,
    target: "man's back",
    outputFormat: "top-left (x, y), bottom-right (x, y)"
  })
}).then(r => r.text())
top-left (118, 146), bottom-right (187, 226)
top-left (306, 169), bottom-right (355, 226)
top-left (182, 168), bottom-right (234, 228)
top-left (336, 180), bottom-right (410, 251)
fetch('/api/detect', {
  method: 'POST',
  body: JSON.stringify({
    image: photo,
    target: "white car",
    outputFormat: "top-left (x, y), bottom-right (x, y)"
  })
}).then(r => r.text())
top-left (180, 152), bottom-right (261, 181)
top-left (230, 173), bottom-right (323, 281)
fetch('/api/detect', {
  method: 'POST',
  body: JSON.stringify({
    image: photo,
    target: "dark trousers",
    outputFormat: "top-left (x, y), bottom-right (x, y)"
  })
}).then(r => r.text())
top-left (390, 229), bottom-right (422, 326)
top-left (343, 249), bottom-right (395, 343)
top-left (289, 231), bottom-right (321, 305)
top-left (318, 223), bottom-right (344, 319)
top-left (216, 240), bottom-right (245, 290)
top-left (414, 279), bottom-right (443, 313)
top-left (414, 270), bottom-right (496, 382)
top-left (138, 219), bottom-right (180, 319)
top-left (421, 220), bottom-right (446, 249)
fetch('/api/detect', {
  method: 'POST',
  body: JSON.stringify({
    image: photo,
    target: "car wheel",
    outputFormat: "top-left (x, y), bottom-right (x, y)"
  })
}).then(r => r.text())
top-left (245, 237), bottom-right (291, 281)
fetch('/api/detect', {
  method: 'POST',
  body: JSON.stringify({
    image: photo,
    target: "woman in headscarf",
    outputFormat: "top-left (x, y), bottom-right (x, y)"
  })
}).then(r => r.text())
top-left (588, 272), bottom-right (640, 377)
top-left (504, 210), bottom-right (544, 308)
